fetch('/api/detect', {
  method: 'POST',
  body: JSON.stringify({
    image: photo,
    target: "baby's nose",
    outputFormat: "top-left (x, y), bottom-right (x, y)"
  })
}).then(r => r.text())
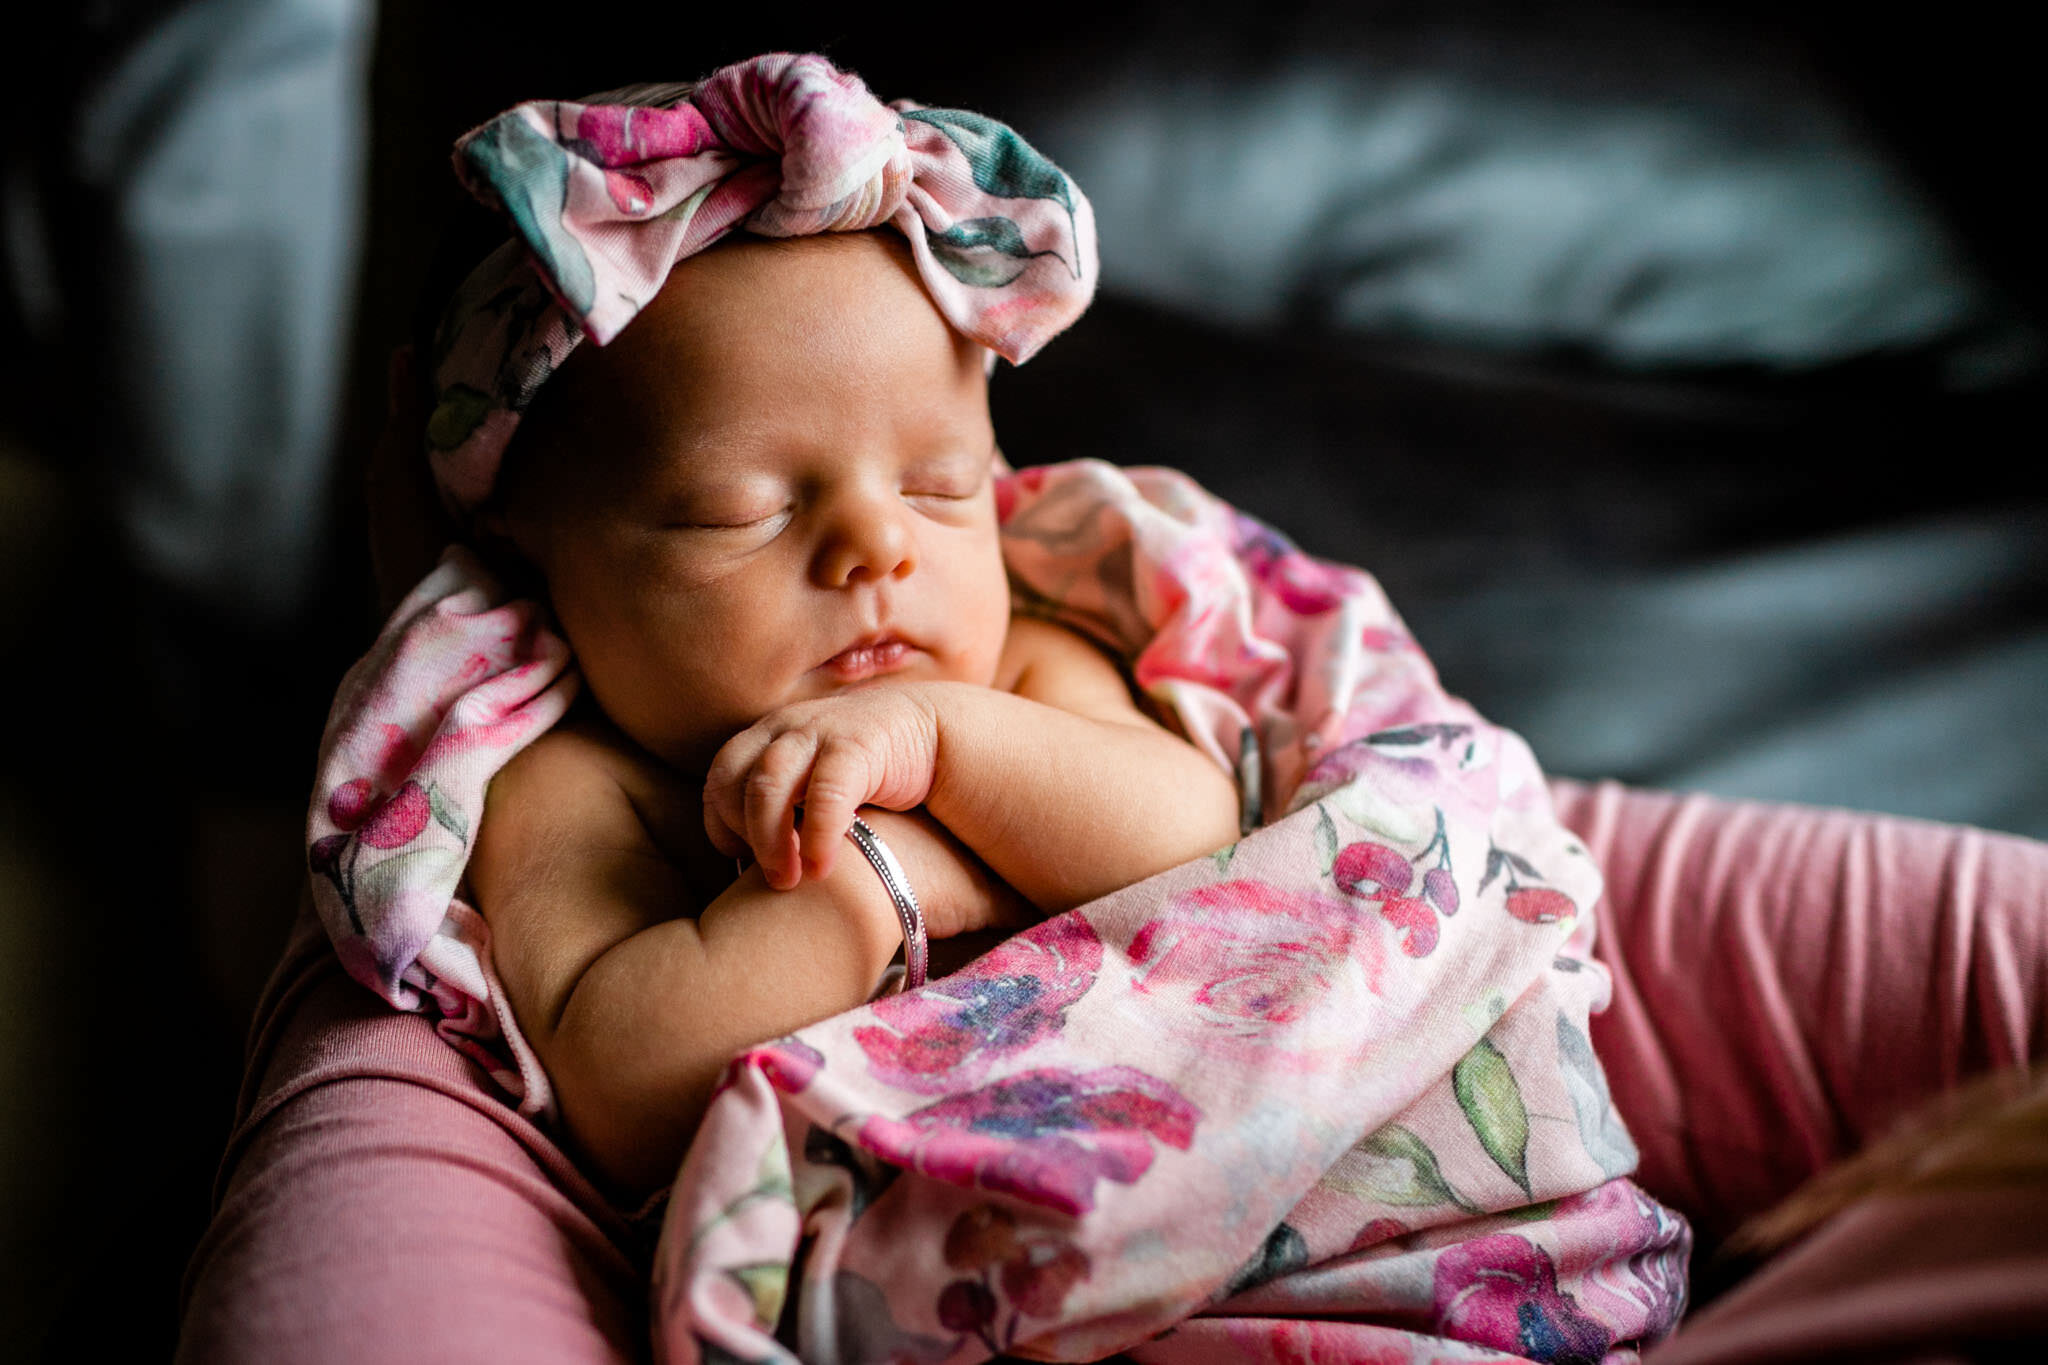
top-left (815, 498), bottom-right (915, 587)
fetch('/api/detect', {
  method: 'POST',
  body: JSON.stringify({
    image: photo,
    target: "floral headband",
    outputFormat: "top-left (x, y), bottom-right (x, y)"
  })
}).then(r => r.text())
top-left (423, 51), bottom-right (1099, 518)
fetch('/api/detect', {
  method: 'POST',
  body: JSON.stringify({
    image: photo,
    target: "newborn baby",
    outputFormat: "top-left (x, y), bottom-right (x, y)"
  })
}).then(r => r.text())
top-left (465, 226), bottom-right (1237, 1197)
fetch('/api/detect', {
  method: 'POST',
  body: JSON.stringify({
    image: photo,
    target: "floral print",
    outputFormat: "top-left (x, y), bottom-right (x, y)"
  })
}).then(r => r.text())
top-left (310, 456), bottom-right (1691, 1359)
top-left (857, 1065), bottom-right (1199, 1216)
top-left (854, 916), bottom-right (1104, 1092)
top-left (648, 462), bottom-right (1688, 1363)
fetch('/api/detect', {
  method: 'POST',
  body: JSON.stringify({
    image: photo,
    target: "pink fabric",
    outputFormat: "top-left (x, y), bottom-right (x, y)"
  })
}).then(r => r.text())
top-left (1552, 780), bottom-right (2048, 1249)
top-left (178, 902), bottom-right (645, 1364)
top-left (182, 786), bottom-right (2048, 1362)
top-left (1652, 1185), bottom-right (2048, 1363)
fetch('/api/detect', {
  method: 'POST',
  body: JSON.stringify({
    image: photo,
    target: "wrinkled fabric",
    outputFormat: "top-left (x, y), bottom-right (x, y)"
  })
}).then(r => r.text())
top-left (305, 546), bottom-right (576, 1112)
top-left (426, 52), bottom-right (1097, 517)
top-left (303, 461), bottom-right (1688, 1357)
top-left (651, 461), bottom-right (1689, 1363)
top-left (206, 785), bottom-right (2048, 1364)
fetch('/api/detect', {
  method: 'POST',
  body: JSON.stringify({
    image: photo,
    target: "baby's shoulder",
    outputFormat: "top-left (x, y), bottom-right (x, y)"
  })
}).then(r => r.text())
top-left (486, 715), bottom-right (681, 847)
top-left (996, 614), bottom-right (1143, 721)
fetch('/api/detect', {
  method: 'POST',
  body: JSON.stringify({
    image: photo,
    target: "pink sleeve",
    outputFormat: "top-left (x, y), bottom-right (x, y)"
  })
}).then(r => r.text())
top-left (176, 907), bottom-right (645, 1365)
top-left (1552, 778), bottom-right (2048, 1246)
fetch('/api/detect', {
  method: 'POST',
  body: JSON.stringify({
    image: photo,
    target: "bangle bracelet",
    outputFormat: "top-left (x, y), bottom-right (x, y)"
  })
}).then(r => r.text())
top-left (846, 815), bottom-right (927, 990)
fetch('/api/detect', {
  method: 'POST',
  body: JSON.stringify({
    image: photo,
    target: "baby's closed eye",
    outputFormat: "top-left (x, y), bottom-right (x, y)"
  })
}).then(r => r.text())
top-left (901, 452), bottom-right (989, 503)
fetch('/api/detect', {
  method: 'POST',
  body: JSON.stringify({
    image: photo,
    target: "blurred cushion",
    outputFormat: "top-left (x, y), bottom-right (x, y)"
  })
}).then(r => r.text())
top-left (1005, 5), bottom-right (2037, 385)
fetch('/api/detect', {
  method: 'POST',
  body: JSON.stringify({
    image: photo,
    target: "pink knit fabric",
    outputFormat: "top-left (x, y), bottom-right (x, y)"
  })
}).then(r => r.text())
top-left (1554, 780), bottom-right (2048, 1249)
top-left (182, 785), bottom-right (2048, 1362)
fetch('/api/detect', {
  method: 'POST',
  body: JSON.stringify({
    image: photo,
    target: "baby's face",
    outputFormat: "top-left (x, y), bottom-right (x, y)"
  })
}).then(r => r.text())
top-left (500, 231), bottom-right (1011, 772)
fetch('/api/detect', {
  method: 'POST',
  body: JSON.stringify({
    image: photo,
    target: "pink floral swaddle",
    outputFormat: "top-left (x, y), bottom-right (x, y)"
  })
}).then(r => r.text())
top-left (650, 461), bottom-right (1690, 1364)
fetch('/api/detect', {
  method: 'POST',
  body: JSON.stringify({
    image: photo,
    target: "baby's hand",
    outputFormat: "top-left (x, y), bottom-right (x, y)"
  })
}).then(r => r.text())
top-left (703, 685), bottom-right (941, 890)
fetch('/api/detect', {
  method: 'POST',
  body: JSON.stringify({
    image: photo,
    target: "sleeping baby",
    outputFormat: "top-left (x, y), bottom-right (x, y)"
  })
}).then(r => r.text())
top-left (396, 57), bottom-right (1238, 1198)
top-left (306, 53), bottom-right (1696, 1359)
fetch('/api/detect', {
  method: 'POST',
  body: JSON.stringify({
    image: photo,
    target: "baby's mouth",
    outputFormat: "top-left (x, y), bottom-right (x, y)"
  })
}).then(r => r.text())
top-left (820, 635), bottom-right (915, 682)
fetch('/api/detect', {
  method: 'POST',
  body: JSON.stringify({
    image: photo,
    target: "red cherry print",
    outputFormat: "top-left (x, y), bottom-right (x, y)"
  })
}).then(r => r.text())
top-left (1506, 887), bottom-right (1575, 924)
top-left (327, 777), bottom-right (374, 830)
top-left (1379, 896), bottom-right (1438, 957)
top-left (359, 780), bottom-right (432, 850)
top-left (1335, 841), bottom-right (1413, 900)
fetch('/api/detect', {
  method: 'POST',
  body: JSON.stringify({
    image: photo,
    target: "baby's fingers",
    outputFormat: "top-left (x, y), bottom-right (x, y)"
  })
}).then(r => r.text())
top-left (703, 730), bottom-right (765, 860)
top-left (797, 741), bottom-right (875, 880)
top-left (745, 731), bottom-right (815, 889)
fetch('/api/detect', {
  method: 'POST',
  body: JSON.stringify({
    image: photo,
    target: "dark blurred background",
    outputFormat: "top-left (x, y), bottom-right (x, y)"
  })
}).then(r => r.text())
top-left (2, 1), bottom-right (2039, 1356)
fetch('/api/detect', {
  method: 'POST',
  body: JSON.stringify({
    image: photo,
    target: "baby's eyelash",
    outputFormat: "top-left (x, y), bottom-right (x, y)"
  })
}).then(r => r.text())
top-left (677, 508), bottom-right (789, 531)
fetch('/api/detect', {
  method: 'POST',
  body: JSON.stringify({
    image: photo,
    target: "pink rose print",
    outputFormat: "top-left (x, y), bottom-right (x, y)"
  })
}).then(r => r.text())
top-left (855, 916), bottom-right (1103, 1093)
top-left (1129, 879), bottom-right (1370, 1031)
top-left (1433, 1233), bottom-right (1613, 1365)
top-left (1555, 1182), bottom-right (1690, 1344)
top-left (572, 102), bottom-right (715, 167)
top-left (857, 1065), bottom-right (1199, 1215)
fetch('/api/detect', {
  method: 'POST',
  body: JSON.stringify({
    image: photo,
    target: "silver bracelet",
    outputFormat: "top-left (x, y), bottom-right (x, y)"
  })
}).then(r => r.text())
top-left (846, 815), bottom-right (927, 990)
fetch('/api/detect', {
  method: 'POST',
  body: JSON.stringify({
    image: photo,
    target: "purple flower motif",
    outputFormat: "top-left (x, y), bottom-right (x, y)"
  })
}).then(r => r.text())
top-left (1433, 1233), bottom-right (1613, 1365)
top-left (858, 1065), bottom-right (1199, 1215)
top-left (855, 916), bottom-right (1103, 1093)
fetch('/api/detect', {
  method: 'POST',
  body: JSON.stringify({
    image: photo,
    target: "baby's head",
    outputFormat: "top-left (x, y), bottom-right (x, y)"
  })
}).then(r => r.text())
top-left (422, 54), bottom-right (1096, 769)
top-left (491, 229), bottom-right (1011, 771)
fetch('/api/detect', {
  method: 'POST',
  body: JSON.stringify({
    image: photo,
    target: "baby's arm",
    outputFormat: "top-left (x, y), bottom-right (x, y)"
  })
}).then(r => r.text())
top-left (707, 618), bottom-right (1242, 914)
top-left (471, 727), bottom-right (1022, 1196)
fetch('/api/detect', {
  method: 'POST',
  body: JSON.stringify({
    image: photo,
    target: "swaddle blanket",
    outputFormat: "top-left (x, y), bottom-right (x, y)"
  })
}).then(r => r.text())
top-left (650, 462), bottom-right (1689, 1362)
top-left (306, 458), bottom-right (1688, 1360)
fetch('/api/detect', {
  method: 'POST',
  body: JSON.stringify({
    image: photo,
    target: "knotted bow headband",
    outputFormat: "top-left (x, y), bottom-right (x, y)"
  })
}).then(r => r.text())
top-left (424, 52), bottom-right (1099, 517)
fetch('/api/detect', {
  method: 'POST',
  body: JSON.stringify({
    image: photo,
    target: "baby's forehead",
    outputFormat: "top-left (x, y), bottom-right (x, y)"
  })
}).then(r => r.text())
top-left (532, 233), bottom-right (991, 455)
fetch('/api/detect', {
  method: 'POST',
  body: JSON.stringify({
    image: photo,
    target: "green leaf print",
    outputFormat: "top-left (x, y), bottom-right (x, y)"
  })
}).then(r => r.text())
top-left (1558, 1014), bottom-right (1639, 1178)
top-left (1453, 1037), bottom-right (1532, 1197)
top-left (928, 216), bottom-right (1042, 287)
top-left (1236, 727), bottom-right (1263, 834)
top-left (725, 1262), bottom-right (789, 1330)
top-left (425, 384), bottom-right (493, 453)
top-left (903, 109), bottom-right (1074, 211)
top-left (1347, 1123), bottom-right (1473, 1210)
top-left (461, 115), bottom-right (596, 315)
top-left (1314, 804), bottom-right (1339, 877)
top-left (352, 846), bottom-right (462, 916)
top-left (427, 782), bottom-right (469, 843)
